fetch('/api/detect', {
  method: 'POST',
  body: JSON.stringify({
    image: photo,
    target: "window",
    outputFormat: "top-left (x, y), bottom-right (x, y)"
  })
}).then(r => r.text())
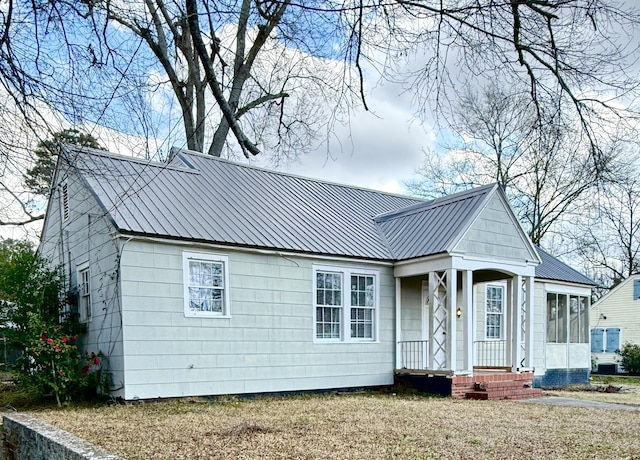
top-left (485, 285), bottom-right (504, 339)
top-left (183, 251), bottom-right (230, 317)
top-left (77, 265), bottom-right (91, 323)
top-left (548, 292), bottom-right (589, 343)
top-left (547, 293), bottom-right (567, 343)
top-left (569, 295), bottom-right (589, 343)
top-left (350, 274), bottom-right (375, 339)
top-left (314, 265), bottom-right (378, 342)
top-left (634, 279), bottom-right (640, 300)
top-left (316, 271), bottom-right (342, 339)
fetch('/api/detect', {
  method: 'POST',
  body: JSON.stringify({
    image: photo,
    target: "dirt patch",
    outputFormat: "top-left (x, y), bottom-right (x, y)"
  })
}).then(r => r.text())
top-left (546, 383), bottom-right (640, 406)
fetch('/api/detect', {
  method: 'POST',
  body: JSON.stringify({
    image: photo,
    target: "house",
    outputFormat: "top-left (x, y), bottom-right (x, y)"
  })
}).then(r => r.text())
top-left (39, 145), bottom-right (594, 400)
top-left (590, 274), bottom-right (640, 373)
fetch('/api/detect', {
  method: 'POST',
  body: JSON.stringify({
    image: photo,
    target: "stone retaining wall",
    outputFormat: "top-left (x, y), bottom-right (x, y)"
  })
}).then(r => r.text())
top-left (2, 413), bottom-right (121, 460)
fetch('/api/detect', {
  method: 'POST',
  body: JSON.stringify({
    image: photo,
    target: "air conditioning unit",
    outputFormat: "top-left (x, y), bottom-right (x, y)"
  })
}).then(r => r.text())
top-left (597, 363), bottom-right (617, 374)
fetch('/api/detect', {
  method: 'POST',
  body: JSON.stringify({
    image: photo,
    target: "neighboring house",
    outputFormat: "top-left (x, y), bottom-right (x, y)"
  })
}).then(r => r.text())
top-left (591, 274), bottom-right (640, 372)
top-left (39, 145), bottom-right (593, 400)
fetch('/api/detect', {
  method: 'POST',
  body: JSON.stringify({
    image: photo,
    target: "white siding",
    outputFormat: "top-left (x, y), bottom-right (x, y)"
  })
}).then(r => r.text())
top-left (454, 194), bottom-right (535, 262)
top-left (533, 282), bottom-right (546, 374)
top-left (399, 277), bottom-right (423, 342)
top-left (39, 167), bottom-right (124, 397)
top-left (119, 241), bottom-right (396, 399)
top-left (591, 275), bottom-right (640, 366)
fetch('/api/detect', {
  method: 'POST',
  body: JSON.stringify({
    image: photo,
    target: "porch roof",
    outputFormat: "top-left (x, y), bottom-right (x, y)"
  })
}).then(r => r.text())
top-left (535, 246), bottom-right (595, 286)
top-left (375, 185), bottom-right (496, 260)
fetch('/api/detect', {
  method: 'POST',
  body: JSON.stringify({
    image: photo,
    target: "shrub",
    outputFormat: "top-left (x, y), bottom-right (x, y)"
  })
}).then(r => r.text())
top-left (617, 342), bottom-right (640, 374)
top-left (0, 239), bottom-right (101, 405)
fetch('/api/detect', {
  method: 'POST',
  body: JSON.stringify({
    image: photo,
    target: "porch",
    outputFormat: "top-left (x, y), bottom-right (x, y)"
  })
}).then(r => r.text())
top-left (393, 259), bottom-right (539, 399)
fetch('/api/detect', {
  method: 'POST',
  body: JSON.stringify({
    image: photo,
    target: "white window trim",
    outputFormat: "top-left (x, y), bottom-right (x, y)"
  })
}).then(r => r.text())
top-left (312, 264), bottom-right (380, 344)
top-left (484, 282), bottom-right (506, 340)
top-left (77, 262), bottom-right (91, 323)
top-left (182, 251), bottom-right (231, 318)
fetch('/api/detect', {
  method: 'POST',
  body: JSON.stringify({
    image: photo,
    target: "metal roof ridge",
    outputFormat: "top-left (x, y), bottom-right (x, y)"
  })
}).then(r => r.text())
top-left (64, 144), bottom-right (200, 174)
top-left (374, 183), bottom-right (497, 223)
top-left (172, 146), bottom-right (426, 201)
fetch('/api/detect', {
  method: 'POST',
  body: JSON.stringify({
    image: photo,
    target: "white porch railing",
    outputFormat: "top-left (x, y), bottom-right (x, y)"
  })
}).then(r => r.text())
top-left (474, 340), bottom-right (509, 368)
top-left (398, 339), bottom-right (514, 370)
top-left (398, 340), bottom-right (428, 370)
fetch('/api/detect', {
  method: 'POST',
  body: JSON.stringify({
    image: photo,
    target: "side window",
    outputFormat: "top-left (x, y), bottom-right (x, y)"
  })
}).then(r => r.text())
top-left (77, 264), bottom-right (91, 323)
top-left (634, 279), bottom-right (640, 300)
top-left (183, 251), bottom-right (230, 318)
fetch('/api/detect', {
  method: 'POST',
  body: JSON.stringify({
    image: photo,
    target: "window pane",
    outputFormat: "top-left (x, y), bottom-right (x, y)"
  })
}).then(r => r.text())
top-left (570, 295), bottom-right (578, 343)
top-left (579, 296), bottom-right (588, 343)
top-left (558, 294), bottom-right (567, 343)
top-left (547, 293), bottom-right (557, 342)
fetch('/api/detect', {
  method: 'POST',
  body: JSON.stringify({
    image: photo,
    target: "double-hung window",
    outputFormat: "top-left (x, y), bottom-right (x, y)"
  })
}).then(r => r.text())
top-left (314, 265), bottom-right (378, 342)
top-left (183, 251), bottom-right (230, 318)
top-left (77, 264), bottom-right (91, 323)
top-left (485, 284), bottom-right (505, 339)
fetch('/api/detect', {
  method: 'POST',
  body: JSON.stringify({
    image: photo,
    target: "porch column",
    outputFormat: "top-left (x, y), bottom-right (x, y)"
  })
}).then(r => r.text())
top-left (462, 270), bottom-right (473, 373)
top-left (446, 268), bottom-right (457, 371)
top-left (511, 274), bottom-right (523, 372)
top-left (524, 276), bottom-right (535, 368)
top-left (395, 278), bottom-right (402, 369)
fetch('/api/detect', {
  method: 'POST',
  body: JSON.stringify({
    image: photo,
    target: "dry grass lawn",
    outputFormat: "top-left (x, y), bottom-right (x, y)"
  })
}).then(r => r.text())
top-left (32, 393), bottom-right (640, 459)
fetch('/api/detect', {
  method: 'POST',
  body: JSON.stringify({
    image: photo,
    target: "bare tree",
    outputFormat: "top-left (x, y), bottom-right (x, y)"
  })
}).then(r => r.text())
top-left (572, 178), bottom-right (640, 288)
top-left (1, 0), bottom-right (640, 229)
top-left (407, 84), bottom-right (603, 245)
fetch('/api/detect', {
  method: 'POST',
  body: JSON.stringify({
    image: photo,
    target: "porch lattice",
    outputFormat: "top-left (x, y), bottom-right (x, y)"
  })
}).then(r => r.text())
top-left (430, 271), bottom-right (448, 370)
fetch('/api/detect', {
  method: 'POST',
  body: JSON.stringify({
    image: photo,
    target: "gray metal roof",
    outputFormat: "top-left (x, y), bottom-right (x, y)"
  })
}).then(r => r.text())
top-left (62, 146), bottom-right (593, 285)
top-left (66, 146), bottom-right (423, 260)
top-left (375, 184), bottom-right (495, 260)
top-left (535, 246), bottom-right (594, 286)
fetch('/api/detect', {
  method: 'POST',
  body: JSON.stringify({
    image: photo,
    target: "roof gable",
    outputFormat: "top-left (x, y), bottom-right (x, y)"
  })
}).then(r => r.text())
top-left (374, 184), bottom-right (495, 260)
top-left (592, 274), bottom-right (637, 306)
top-left (452, 188), bottom-right (540, 264)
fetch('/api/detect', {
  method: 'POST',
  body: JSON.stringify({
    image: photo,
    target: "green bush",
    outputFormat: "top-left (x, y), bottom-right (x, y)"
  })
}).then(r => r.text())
top-left (0, 239), bottom-right (101, 405)
top-left (617, 342), bottom-right (640, 374)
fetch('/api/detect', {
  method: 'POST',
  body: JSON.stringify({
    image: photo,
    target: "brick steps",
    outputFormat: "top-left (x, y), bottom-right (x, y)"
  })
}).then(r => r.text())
top-left (464, 378), bottom-right (542, 400)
